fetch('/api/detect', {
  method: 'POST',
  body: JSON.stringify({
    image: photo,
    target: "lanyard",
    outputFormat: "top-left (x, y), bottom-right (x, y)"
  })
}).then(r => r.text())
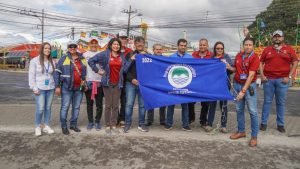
top-left (241, 51), bottom-right (254, 71)
top-left (44, 61), bottom-right (50, 76)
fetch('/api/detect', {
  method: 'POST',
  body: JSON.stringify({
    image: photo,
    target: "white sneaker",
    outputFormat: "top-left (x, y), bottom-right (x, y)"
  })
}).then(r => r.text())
top-left (43, 125), bottom-right (55, 134)
top-left (35, 127), bottom-right (42, 136)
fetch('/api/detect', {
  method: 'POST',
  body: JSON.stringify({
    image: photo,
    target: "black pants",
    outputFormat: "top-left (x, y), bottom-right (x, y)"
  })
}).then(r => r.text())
top-left (200, 102), bottom-right (210, 125)
top-left (188, 102), bottom-right (210, 124)
top-left (85, 87), bottom-right (104, 123)
top-left (188, 102), bottom-right (195, 123)
top-left (147, 107), bottom-right (166, 124)
top-left (119, 83), bottom-right (126, 122)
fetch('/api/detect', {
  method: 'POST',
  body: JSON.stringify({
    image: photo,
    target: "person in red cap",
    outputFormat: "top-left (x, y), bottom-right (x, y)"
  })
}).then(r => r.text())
top-left (83, 39), bottom-right (104, 131)
top-left (260, 30), bottom-right (299, 133)
top-left (118, 31), bottom-right (133, 127)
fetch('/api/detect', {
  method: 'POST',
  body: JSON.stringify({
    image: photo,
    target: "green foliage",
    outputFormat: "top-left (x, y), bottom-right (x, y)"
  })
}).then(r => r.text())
top-left (248, 0), bottom-right (300, 46)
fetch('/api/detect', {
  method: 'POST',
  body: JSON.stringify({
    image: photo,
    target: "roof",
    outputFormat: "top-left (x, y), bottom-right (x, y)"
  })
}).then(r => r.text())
top-left (9, 44), bottom-right (41, 58)
top-left (6, 51), bottom-right (28, 58)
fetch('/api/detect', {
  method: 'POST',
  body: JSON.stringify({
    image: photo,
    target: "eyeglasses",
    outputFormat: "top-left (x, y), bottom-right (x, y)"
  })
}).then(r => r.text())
top-left (216, 48), bottom-right (224, 50)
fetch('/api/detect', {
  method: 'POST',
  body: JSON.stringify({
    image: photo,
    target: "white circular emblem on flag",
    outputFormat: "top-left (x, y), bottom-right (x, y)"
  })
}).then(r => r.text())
top-left (168, 65), bottom-right (192, 88)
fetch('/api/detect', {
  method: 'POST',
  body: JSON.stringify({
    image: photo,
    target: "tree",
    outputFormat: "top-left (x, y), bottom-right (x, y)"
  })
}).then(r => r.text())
top-left (247, 0), bottom-right (300, 46)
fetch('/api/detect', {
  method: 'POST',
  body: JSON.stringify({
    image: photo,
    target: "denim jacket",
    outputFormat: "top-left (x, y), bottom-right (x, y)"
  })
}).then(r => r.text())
top-left (88, 49), bottom-right (131, 88)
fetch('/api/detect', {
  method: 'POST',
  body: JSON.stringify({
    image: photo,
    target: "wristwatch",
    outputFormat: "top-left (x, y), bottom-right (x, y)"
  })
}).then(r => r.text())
top-left (288, 75), bottom-right (292, 79)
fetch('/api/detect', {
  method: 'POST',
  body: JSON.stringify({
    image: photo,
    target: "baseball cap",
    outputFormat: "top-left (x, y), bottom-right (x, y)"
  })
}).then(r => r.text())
top-left (118, 31), bottom-right (128, 38)
top-left (272, 30), bottom-right (283, 37)
top-left (67, 40), bottom-right (78, 48)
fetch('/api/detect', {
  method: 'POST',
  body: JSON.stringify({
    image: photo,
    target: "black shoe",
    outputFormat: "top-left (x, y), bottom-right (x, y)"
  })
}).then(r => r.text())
top-left (277, 126), bottom-right (286, 133)
top-left (62, 128), bottom-right (70, 135)
top-left (182, 126), bottom-right (192, 132)
top-left (164, 125), bottom-right (172, 130)
top-left (70, 126), bottom-right (81, 132)
top-left (160, 122), bottom-right (166, 126)
top-left (260, 124), bottom-right (267, 131)
top-left (146, 122), bottom-right (152, 126)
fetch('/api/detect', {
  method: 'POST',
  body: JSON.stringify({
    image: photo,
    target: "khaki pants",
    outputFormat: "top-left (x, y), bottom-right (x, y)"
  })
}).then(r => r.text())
top-left (103, 85), bottom-right (121, 127)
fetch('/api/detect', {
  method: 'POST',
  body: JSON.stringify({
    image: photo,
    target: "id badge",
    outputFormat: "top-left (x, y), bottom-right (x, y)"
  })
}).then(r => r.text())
top-left (45, 79), bottom-right (50, 86)
top-left (240, 74), bottom-right (247, 80)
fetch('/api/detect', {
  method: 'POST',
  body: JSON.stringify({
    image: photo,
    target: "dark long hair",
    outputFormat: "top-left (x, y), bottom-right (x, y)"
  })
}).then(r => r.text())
top-left (108, 38), bottom-right (122, 53)
top-left (39, 42), bottom-right (55, 74)
top-left (213, 41), bottom-right (225, 57)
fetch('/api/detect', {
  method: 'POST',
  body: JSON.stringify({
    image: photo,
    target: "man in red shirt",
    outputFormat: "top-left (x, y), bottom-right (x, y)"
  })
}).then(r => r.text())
top-left (260, 30), bottom-right (299, 133)
top-left (118, 31), bottom-right (133, 127)
top-left (189, 38), bottom-right (213, 128)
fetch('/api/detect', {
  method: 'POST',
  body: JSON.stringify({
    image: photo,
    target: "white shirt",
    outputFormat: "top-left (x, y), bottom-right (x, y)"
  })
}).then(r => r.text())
top-left (83, 51), bottom-right (102, 82)
top-left (28, 56), bottom-right (55, 91)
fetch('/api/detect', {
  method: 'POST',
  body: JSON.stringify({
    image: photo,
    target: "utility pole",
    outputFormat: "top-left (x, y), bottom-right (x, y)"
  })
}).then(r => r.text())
top-left (71, 27), bottom-right (75, 40)
top-left (122, 5), bottom-right (137, 37)
top-left (42, 9), bottom-right (44, 43)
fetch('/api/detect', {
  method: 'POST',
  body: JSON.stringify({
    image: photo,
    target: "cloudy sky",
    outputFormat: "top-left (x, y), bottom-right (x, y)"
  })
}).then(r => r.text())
top-left (0, 0), bottom-right (272, 52)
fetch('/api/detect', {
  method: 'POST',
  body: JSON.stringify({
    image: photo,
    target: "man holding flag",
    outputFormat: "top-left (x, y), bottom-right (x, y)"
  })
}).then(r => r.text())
top-left (135, 40), bottom-right (233, 133)
top-left (165, 39), bottom-right (193, 131)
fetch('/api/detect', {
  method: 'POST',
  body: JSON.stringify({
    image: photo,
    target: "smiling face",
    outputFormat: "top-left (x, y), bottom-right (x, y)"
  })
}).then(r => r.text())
top-left (43, 44), bottom-right (51, 57)
top-left (134, 41), bottom-right (145, 52)
top-left (243, 40), bottom-right (254, 54)
top-left (68, 44), bottom-right (77, 54)
top-left (111, 41), bottom-right (121, 52)
top-left (215, 44), bottom-right (224, 56)
top-left (89, 40), bottom-right (98, 51)
top-left (272, 35), bottom-right (284, 45)
top-left (199, 40), bottom-right (208, 53)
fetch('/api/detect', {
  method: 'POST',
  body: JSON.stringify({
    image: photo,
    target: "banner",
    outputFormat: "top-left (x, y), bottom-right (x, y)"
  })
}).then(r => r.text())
top-left (80, 32), bottom-right (86, 38)
top-left (100, 31), bottom-right (108, 39)
top-left (136, 54), bottom-right (234, 110)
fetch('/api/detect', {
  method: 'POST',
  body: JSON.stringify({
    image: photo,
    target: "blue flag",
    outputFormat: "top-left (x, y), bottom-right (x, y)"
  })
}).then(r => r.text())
top-left (135, 54), bottom-right (234, 110)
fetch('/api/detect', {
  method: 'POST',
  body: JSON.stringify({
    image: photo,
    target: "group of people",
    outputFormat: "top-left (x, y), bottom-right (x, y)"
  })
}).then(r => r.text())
top-left (28, 30), bottom-right (298, 147)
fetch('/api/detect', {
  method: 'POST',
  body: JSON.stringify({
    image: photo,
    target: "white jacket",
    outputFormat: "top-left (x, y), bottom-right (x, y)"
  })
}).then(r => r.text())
top-left (28, 56), bottom-right (55, 91)
top-left (83, 51), bottom-right (102, 82)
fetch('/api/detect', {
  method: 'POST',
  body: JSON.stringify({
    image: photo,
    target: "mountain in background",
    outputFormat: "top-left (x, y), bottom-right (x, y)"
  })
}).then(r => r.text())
top-left (247, 0), bottom-right (300, 46)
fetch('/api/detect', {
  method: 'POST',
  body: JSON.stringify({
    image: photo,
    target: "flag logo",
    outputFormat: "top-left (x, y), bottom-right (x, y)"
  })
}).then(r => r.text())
top-left (167, 65), bottom-right (192, 88)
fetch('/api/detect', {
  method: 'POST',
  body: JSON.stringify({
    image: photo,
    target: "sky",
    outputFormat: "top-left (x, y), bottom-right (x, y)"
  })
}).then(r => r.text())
top-left (0, 0), bottom-right (273, 52)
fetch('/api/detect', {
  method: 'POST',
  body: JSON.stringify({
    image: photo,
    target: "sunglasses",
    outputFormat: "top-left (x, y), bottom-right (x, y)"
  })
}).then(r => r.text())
top-left (68, 45), bottom-right (77, 48)
top-left (216, 48), bottom-right (224, 50)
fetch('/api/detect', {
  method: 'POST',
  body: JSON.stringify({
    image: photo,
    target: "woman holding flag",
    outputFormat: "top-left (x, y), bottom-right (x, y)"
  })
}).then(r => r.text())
top-left (206, 41), bottom-right (234, 133)
top-left (230, 37), bottom-right (260, 147)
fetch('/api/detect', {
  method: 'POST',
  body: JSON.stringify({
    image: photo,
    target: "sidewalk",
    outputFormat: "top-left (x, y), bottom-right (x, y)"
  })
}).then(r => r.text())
top-left (1, 103), bottom-right (300, 168)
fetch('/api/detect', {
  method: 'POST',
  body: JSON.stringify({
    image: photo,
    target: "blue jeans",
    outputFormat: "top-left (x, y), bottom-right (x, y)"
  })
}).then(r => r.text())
top-left (166, 104), bottom-right (189, 127)
top-left (34, 89), bottom-right (54, 127)
top-left (261, 78), bottom-right (289, 126)
top-left (60, 89), bottom-right (83, 128)
top-left (207, 101), bottom-right (228, 127)
top-left (125, 82), bottom-right (146, 126)
top-left (233, 82), bottom-right (259, 137)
